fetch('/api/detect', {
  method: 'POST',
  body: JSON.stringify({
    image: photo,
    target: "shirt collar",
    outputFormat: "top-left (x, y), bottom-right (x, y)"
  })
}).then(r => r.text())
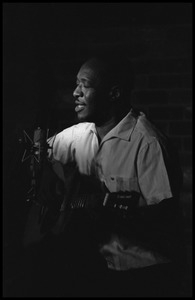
top-left (90, 108), bottom-right (138, 142)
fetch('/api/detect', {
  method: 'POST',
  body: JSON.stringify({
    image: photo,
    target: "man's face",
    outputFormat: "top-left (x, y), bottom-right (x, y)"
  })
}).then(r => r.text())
top-left (73, 60), bottom-right (109, 122)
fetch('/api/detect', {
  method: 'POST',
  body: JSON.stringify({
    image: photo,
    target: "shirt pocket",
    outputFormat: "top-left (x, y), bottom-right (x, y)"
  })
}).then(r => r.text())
top-left (105, 175), bottom-right (139, 193)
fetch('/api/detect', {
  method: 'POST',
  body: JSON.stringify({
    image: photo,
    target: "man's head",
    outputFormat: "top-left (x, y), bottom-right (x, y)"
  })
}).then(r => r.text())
top-left (73, 51), bottom-right (134, 124)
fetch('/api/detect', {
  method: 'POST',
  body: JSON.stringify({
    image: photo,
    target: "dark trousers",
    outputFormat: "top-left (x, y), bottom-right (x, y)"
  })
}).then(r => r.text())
top-left (7, 237), bottom-right (186, 297)
top-left (6, 212), bottom-right (186, 298)
top-left (72, 261), bottom-right (185, 297)
top-left (32, 235), bottom-right (184, 297)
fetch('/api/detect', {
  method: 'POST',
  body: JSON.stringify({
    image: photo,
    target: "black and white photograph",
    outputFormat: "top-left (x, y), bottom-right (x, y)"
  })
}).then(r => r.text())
top-left (3, 3), bottom-right (192, 297)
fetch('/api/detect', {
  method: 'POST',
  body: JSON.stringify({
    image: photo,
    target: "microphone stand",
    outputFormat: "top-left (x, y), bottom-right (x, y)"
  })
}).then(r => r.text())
top-left (21, 127), bottom-right (53, 247)
top-left (20, 127), bottom-right (53, 206)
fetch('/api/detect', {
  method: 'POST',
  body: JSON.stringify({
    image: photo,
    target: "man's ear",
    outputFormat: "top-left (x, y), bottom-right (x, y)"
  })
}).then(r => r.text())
top-left (109, 85), bottom-right (121, 101)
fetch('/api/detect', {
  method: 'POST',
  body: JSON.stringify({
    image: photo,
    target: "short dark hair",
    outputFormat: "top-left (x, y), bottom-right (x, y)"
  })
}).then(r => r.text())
top-left (83, 48), bottom-right (135, 96)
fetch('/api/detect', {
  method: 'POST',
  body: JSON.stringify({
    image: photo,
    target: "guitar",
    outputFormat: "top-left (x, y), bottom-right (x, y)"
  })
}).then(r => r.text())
top-left (23, 163), bottom-right (140, 247)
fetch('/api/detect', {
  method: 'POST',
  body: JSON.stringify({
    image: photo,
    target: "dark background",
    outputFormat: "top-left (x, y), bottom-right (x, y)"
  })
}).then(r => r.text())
top-left (3, 2), bottom-right (192, 296)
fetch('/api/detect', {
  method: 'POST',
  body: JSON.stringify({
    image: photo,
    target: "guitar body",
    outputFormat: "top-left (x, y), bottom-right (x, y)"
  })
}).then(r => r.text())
top-left (22, 163), bottom-right (97, 247)
top-left (22, 160), bottom-right (68, 247)
top-left (23, 202), bottom-right (79, 248)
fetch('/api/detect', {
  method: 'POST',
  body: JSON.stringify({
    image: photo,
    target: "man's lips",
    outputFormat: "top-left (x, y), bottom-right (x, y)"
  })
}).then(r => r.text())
top-left (75, 102), bottom-right (86, 113)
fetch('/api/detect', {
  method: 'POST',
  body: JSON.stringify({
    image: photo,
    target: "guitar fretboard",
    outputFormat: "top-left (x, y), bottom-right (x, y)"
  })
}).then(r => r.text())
top-left (68, 191), bottom-right (139, 213)
top-left (69, 193), bottom-right (103, 209)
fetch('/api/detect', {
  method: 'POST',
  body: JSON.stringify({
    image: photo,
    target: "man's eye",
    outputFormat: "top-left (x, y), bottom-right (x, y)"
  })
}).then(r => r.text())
top-left (76, 80), bottom-right (92, 88)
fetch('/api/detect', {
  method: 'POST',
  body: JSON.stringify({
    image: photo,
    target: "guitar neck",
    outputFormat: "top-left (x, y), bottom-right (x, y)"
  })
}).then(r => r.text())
top-left (69, 193), bottom-right (102, 209)
top-left (68, 191), bottom-right (140, 214)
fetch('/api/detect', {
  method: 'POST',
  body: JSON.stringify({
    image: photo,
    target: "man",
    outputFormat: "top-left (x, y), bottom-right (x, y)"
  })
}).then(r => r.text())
top-left (27, 51), bottom-right (185, 297)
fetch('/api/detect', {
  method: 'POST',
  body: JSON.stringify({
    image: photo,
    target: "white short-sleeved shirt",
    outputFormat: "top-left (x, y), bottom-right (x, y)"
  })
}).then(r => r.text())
top-left (48, 109), bottom-right (175, 270)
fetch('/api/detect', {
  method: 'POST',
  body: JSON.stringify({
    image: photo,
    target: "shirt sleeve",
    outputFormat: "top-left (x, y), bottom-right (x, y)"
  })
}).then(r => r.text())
top-left (47, 126), bottom-right (76, 165)
top-left (137, 139), bottom-right (173, 205)
top-left (45, 126), bottom-right (78, 183)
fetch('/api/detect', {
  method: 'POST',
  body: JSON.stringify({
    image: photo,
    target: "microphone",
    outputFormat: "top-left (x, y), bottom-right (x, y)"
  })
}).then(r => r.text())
top-left (20, 127), bottom-right (50, 164)
top-left (19, 127), bottom-right (51, 202)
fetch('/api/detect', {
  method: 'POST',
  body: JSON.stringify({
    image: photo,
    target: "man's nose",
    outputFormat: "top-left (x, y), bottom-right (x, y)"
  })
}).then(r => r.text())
top-left (73, 85), bottom-right (83, 98)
